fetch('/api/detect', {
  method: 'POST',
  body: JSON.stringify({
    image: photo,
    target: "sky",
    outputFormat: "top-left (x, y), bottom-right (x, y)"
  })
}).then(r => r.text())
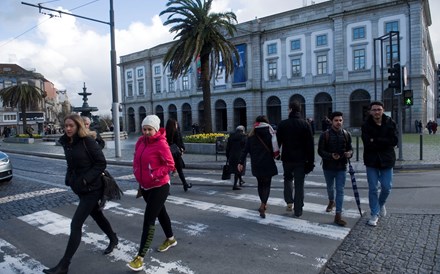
top-left (0, 0), bottom-right (439, 116)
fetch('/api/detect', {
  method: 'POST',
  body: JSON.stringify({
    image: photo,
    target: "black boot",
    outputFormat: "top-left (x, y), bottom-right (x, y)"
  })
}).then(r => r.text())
top-left (183, 183), bottom-right (192, 192)
top-left (43, 258), bottom-right (70, 274)
top-left (104, 233), bottom-right (119, 255)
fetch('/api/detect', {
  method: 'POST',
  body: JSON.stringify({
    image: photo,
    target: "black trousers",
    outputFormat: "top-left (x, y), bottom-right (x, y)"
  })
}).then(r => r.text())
top-left (138, 183), bottom-right (173, 257)
top-left (63, 190), bottom-right (115, 261)
top-left (282, 162), bottom-right (305, 210)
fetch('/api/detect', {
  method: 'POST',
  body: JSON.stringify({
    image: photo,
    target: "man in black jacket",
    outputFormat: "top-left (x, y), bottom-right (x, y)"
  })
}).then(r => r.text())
top-left (361, 101), bottom-right (398, 227)
top-left (276, 100), bottom-right (315, 217)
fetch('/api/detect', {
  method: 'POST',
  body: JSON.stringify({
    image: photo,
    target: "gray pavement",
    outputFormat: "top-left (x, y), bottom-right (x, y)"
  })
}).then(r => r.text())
top-left (2, 134), bottom-right (440, 273)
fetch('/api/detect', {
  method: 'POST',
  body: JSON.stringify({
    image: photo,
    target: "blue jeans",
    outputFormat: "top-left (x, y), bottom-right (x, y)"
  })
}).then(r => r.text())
top-left (323, 169), bottom-right (346, 213)
top-left (366, 167), bottom-right (393, 217)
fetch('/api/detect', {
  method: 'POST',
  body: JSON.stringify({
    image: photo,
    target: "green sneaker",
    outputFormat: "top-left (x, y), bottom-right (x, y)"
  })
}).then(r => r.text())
top-left (127, 255), bottom-right (143, 271)
top-left (157, 238), bottom-right (177, 252)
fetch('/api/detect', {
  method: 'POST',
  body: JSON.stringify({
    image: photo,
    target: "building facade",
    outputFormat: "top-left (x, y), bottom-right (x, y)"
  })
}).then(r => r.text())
top-left (119, 0), bottom-right (437, 134)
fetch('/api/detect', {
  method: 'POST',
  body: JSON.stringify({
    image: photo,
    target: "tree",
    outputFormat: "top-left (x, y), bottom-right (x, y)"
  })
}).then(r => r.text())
top-left (160, 0), bottom-right (239, 133)
top-left (0, 84), bottom-right (46, 134)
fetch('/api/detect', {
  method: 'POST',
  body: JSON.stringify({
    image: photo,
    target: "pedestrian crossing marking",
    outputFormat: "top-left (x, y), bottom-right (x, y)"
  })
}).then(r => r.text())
top-left (0, 188), bottom-right (67, 204)
top-left (0, 239), bottom-right (46, 273)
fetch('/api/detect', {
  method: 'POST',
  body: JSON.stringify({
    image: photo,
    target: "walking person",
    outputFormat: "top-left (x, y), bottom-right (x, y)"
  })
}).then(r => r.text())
top-left (318, 111), bottom-right (353, 226)
top-left (43, 114), bottom-right (118, 274)
top-left (238, 116), bottom-right (278, 218)
top-left (361, 101), bottom-right (398, 227)
top-left (276, 100), bottom-right (315, 217)
top-left (128, 115), bottom-right (177, 271)
top-left (226, 125), bottom-right (247, 190)
top-left (165, 118), bottom-right (192, 192)
top-left (82, 116), bottom-right (105, 149)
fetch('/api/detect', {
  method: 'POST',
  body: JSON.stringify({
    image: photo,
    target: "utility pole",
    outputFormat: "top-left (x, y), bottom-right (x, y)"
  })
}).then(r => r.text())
top-left (22, 1), bottom-right (122, 157)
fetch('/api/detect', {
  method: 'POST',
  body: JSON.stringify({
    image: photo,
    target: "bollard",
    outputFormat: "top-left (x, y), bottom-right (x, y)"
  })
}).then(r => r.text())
top-left (419, 134), bottom-right (423, 160)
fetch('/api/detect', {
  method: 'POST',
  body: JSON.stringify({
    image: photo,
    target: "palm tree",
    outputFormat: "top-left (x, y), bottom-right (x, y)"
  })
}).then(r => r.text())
top-left (160, 0), bottom-right (239, 133)
top-left (0, 84), bottom-right (46, 135)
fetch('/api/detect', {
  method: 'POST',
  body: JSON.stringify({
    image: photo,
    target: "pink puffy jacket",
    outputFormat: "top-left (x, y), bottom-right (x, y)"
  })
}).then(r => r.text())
top-left (133, 128), bottom-right (175, 190)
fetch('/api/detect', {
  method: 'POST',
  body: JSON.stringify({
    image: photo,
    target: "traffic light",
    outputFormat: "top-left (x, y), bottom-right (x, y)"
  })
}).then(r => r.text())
top-left (388, 63), bottom-right (401, 93)
top-left (404, 90), bottom-right (413, 106)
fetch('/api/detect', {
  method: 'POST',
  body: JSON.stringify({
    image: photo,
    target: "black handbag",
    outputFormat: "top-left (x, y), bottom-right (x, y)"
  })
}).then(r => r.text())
top-left (170, 143), bottom-right (182, 157)
top-left (221, 161), bottom-right (231, 180)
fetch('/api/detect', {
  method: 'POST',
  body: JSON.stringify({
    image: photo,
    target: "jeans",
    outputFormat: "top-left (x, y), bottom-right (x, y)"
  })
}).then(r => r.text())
top-left (282, 162), bottom-right (305, 210)
top-left (323, 169), bottom-right (346, 213)
top-left (366, 167), bottom-right (393, 216)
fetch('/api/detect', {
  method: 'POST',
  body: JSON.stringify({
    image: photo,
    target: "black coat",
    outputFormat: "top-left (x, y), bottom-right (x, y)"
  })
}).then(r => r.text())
top-left (361, 114), bottom-right (398, 168)
top-left (59, 134), bottom-right (106, 195)
top-left (318, 128), bottom-right (353, 170)
top-left (226, 131), bottom-right (247, 174)
top-left (239, 127), bottom-right (277, 178)
top-left (276, 112), bottom-right (315, 164)
top-left (166, 128), bottom-right (185, 169)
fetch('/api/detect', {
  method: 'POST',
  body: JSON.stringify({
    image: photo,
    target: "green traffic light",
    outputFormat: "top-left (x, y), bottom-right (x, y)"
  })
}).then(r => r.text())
top-left (405, 98), bottom-right (413, 105)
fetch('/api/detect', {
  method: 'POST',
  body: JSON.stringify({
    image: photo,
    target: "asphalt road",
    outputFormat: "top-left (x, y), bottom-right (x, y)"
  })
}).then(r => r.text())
top-left (1, 153), bottom-right (439, 273)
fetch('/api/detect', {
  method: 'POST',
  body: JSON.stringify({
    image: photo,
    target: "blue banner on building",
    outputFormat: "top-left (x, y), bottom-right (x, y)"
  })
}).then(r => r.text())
top-left (233, 44), bottom-right (246, 83)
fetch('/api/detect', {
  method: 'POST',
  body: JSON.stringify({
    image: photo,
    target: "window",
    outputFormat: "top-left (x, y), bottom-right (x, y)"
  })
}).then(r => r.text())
top-left (168, 78), bottom-right (175, 92)
top-left (155, 79), bottom-right (161, 93)
top-left (126, 71), bottom-right (132, 80)
top-left (127, 82), bottom-right (133, 97)
top-left (317, 55), bottom-right (328, 75)
top-left (290, 39), bottom-right (301, 51)
top-left (267, 43), bottom-right (277, 55)
top-left (154, 66), bottom-right (161, 75)
top-left (137, 80), bottom-right (144, 95)
top-left (3, 114), bottom-right (17, 121)
top-left (354, 49), bottom-right (366, 70)
top-left (268, 61), bottom-right (277, 80)
top-left (353, 26), bottom-right (365, 40)
top-left (137, 68), bottom-right (144, 78)
top-left (385, 21), bottom-right (399, 33)
top-left (182, 75), bottom-right (189, 90)
top-left (386, 44), bottom-right (399, 66)
top-left (291, 58), bottom-right (301, 77)
top-left (316, 34), bottom-right (327, 46)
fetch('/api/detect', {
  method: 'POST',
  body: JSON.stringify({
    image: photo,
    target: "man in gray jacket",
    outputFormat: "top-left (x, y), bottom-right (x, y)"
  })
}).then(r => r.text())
top-left (276, 100), bottom-right (315, 217)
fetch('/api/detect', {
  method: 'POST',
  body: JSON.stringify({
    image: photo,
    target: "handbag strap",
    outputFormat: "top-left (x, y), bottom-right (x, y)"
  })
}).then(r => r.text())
top-left (256, 134), bottom-right (271, 155)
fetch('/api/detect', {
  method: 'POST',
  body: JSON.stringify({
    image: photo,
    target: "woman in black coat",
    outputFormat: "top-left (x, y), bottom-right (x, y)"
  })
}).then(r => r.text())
top-left (43, 114), bottom-right (118, 274)
top-left (238, 116), bottom-right (278, 218)
top-left (165, 118), bottom-right (192, 192)
top-left (226, 125), bottom-right (247, 190)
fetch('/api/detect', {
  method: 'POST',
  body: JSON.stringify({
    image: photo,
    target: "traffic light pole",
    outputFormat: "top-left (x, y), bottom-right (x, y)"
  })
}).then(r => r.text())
top-left (22, 1), bottom-right (122, 158)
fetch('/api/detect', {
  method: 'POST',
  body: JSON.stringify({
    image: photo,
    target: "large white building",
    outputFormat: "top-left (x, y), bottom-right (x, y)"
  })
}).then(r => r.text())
top-left (118, 0), bottom-right (437, 134)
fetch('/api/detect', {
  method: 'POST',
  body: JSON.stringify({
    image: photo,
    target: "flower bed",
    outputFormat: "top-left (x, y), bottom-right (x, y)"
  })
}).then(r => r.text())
top-left (183, 133), bottom-right (228, 143)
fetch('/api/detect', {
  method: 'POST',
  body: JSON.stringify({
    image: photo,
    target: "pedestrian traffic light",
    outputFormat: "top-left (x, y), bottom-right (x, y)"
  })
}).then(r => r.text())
top-left (404, 90), bottom-right (413, 106)
top-left (388, 63), bottom-right (401, 94)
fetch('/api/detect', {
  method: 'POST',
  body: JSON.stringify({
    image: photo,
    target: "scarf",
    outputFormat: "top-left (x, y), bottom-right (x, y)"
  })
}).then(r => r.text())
top-left (253, 122), bottom-right (280, 159)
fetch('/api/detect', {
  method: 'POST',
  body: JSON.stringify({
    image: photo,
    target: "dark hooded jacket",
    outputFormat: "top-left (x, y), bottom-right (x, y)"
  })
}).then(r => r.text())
top-left (59, 134), bottom-right (106, 195)
top-left (226, 130), bottom-right (247, 174)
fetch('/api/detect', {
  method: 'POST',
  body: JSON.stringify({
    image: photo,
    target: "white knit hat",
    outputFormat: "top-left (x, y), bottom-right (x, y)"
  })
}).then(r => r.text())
top-left (141, 115), bottom-right (161, 131)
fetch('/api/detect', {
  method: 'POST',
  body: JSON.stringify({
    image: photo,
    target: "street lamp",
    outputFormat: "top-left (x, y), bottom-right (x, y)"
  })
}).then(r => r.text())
top-left (22, 1), bottom-right (122, 157)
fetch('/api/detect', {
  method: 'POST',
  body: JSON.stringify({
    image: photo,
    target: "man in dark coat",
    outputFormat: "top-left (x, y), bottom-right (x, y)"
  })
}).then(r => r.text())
top-left (226, 125), bottom-right (247, 190)
top-left (276, 100), bottom-right (315, 217)
top-left (361, 101), bottom-right (398, 227)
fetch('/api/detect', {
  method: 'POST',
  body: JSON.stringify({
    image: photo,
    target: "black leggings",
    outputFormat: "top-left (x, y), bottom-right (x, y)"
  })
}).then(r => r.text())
top-left (62, 190), bottom-right (115, 262)
top-left (138, 183), bottom-right (173, 257)
top-left (257, 176), bottom-right (272, 204)
top-left (174, 155), bottom-right (188, 186)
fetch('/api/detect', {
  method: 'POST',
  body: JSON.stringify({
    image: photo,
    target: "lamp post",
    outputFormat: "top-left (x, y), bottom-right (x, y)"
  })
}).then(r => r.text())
top-left (22, 1), bottom-right (122, 157)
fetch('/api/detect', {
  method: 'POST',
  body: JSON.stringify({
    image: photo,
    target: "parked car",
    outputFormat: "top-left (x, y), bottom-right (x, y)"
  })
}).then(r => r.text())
top-left (0, 151), bottom-right (12, 182)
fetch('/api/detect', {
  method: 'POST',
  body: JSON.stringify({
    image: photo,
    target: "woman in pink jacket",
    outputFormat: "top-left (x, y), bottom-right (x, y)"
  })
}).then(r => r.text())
top-left (128, 115), bottom-right (176, 272)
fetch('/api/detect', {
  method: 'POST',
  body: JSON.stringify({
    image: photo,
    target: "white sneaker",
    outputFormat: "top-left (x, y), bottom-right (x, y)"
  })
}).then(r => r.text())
top-left (380, 205), bottom-right (387, 217)
top-left (367, 215), bottom-right (379, 227)
top-left (286, 203), bottom-right (293, 212)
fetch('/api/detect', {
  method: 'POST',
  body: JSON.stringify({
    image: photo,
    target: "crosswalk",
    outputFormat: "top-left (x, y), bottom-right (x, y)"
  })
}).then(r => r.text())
top-left (0, 172), bottom-right (369, 273)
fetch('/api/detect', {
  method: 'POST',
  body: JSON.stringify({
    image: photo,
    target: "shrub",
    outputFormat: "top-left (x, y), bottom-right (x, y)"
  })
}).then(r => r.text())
top-left (16, 134), bottom-right (42, 139)
top-left (183, 133), bottom-right (228, 143)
